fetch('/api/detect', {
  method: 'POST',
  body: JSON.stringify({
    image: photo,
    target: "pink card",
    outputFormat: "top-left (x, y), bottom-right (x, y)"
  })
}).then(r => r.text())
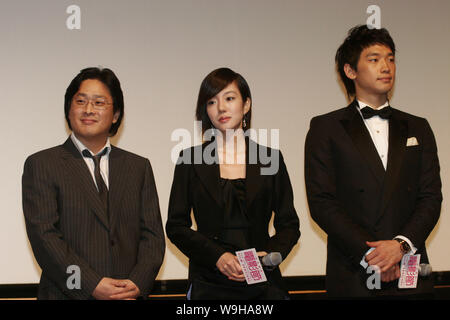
top-left (236, 248), bottom-right (267, 285)
top-left (398, 254), bottom-right (420, 289)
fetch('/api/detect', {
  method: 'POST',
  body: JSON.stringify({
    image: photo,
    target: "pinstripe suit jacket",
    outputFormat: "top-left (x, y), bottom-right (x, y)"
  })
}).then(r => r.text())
top-left (22, 137), bottom-right (165, 299)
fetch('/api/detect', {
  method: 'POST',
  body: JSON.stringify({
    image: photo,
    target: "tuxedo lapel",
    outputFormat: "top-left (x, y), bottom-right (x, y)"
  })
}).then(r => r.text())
top-left (378, 110), bottom-right (408, 216)
top-left (340, 100), bottom-right (385, 185)
top-left (60, 138), bottom-right (110, 230)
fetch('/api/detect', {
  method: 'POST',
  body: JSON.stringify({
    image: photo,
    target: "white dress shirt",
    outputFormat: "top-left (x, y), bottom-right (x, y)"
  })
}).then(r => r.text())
top-left (70, 133), bottom-right (111, 190)
top-left (356, 101), bottom-right (417, 268)
top-left (357, 100), bottom-right (389, 170)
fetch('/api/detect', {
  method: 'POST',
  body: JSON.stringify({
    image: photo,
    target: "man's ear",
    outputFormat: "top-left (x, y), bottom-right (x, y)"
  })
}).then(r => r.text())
top-left (112, 111), bottom-right (120, 123)
top-left (343, 63), bottom-right (357, 80)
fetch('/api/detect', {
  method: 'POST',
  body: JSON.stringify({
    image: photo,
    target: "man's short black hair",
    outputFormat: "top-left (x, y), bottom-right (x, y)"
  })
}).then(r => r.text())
top-left (335, 25), bottom-right (396, 97)
top-left (64, 67), bottom-right (124, 136)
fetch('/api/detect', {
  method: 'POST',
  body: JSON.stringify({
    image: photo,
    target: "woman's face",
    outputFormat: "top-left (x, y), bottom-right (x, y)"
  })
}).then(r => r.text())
top-left (206, 81), bottom-right (251, 134)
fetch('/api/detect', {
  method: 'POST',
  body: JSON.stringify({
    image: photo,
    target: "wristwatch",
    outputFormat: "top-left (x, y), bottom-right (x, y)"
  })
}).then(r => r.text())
top-left (394, 238), bottom-right (411, 255)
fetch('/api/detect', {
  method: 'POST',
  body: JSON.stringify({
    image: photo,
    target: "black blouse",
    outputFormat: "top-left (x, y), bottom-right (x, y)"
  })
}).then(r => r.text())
top-left (219, 178), bottom-right (250, 252)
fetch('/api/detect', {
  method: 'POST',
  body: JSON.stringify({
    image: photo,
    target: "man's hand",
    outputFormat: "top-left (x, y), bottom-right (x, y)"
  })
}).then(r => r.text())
top-left (365, 240), bottom-right (403, 272)
top-left (380, 264), bottom-right (401, 282)
top-left (109, 280), bottom-right (141, 300)
top-left (92, 277), bottom-right (141, 300)
top-left (216, 252), bottom-right (245, 282)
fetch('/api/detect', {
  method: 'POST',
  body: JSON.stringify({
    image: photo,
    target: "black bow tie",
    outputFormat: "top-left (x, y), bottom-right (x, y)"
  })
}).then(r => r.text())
top-left (360, 106), bottom-right (392, 119)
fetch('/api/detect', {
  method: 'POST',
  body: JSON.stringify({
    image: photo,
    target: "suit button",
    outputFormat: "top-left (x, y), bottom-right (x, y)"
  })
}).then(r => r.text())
top-left (213, 236), bottom-right (219, 241)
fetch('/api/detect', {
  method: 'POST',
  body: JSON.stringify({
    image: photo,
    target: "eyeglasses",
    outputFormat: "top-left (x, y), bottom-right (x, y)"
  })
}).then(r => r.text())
top-left (72, 94), bottom-right (112, 110)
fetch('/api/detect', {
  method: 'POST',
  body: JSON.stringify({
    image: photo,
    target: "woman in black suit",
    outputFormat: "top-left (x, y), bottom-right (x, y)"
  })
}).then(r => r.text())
top-left (166, 68), bottom-right (300, 300)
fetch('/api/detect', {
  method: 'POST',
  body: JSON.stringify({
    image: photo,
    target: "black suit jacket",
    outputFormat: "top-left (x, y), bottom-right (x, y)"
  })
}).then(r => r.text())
top-left (304, 100), bottom-right (442, 297)
top-left (22, 137), bottom-right (165, 299)
top-left (166, 138), bottom-right (300, 293)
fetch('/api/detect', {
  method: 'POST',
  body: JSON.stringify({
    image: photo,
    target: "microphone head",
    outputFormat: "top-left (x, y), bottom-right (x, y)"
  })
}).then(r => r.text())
top-left (262, 252), bottom-right (282, 267)
top-left (419, 263), bottom-right (432, 277)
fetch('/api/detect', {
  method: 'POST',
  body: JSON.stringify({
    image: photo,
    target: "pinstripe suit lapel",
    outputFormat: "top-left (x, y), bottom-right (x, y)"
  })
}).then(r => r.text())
top-left (108, 146), bottom-right (128, 234)
top-left (61, 138), bottom-right (110, 230)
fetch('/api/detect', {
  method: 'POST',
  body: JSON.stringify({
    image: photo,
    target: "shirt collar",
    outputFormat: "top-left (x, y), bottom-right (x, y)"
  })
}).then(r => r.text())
top-left (357, 99), bottom-right (390, 111)
top-left (70, 133), bottom-right (111, 157)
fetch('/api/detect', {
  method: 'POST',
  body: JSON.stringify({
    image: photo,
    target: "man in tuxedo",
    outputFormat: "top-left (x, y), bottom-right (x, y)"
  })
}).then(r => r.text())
top-left (22, 67), bottom-right (165, 299)
top-left (304, 25), bottom-right (442, 298)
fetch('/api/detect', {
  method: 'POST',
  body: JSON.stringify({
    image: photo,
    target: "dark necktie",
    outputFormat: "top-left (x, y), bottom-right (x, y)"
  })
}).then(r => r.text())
top-left (82, 148), bottom-right (109, 213)
top-left (360, 106), bottom-right (392, 119)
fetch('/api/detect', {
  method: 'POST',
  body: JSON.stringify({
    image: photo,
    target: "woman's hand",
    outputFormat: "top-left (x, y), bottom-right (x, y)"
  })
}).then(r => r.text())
top-left (216, 252), bottom-right (246, 282)
top-left (257, 251), bottom-right (268, 258)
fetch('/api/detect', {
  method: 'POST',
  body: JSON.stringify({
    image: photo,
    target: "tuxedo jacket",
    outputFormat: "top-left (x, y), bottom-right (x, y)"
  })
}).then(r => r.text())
top-left (166, 138), bottom-right (300, 291)
top-left (22, 138), bottom-right (165, 299)
top-left (304, 100), bottom-right (442, 297)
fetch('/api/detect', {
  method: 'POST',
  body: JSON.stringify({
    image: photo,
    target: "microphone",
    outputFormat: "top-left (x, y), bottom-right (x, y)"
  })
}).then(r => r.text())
top-left (418, 263), bottom-right (432, 277)
top-left (260, 252), bottom-right (282, 270)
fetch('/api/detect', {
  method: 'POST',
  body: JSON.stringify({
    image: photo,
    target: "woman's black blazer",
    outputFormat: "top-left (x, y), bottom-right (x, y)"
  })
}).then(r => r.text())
top-left (166, 138), bottom-right (300, 283)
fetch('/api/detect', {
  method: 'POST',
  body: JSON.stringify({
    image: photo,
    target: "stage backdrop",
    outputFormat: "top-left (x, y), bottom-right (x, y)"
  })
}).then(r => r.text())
top-left (0, 0), bottom-right (449, 284)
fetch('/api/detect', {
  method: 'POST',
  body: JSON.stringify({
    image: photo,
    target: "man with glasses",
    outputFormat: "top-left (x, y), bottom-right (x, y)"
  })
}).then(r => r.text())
top-left (22, 67), bottom-right (165, 300)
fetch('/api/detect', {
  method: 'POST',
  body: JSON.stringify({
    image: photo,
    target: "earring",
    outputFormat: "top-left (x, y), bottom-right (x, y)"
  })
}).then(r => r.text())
top-left (243, 119), bottom-right (247, 128)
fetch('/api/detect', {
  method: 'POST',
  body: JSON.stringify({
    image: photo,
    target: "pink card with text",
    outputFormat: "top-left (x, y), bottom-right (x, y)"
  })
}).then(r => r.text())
top-left (236, 248), bottom-right (267, 285)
